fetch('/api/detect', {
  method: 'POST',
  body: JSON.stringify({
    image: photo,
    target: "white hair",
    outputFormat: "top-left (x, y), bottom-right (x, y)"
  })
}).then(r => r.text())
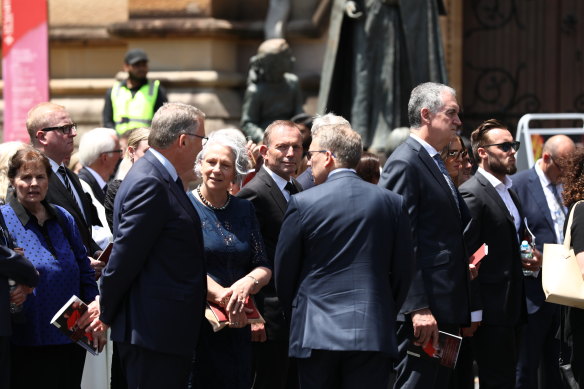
top-left (78, 128), bottom-right (118, 166)
top-left (194, 129), bottom-right (250, 185)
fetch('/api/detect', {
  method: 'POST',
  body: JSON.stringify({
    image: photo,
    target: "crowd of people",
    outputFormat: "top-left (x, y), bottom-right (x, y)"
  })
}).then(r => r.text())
top-left (1, 78), bottom-right (584, 389)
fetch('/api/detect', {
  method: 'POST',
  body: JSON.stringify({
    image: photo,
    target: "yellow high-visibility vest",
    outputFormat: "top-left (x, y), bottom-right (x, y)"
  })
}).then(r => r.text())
top-left (111, 80), bottom-right (160, 135)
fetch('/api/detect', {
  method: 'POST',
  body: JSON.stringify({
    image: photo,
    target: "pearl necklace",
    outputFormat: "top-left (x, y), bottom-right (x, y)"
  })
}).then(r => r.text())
top-left (196, 185), bottom-right (231, 211)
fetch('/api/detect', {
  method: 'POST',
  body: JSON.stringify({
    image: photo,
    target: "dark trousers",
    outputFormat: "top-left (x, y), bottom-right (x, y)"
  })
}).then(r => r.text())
top-left (252, 339), bottom-right (298, 389)
top-left (296, 349), bottom-right (392, 389)
top-left (394, 320), bottom-right (458, 389)
top-left (449, 337), bottom-right (475, 389)
top-left (516, 302), bottom-right (561, 389)
top-left (473, 324), bottom-right (522, 389)
top-left (117, 342), bottom-right (192, 389)
top-left (10, 342), bottom-right (86, 389)
top-left (111, 341), bottom-right (128, 389)
top-left (0, 336), bottom-right (10, 389)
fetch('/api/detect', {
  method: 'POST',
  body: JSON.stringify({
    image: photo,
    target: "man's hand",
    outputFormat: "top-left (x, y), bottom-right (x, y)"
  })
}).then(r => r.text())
top-left (251, 322), bottom-right (267, 342)
top-left (9, 284), bottom-right (34, 306)
top-left (89, 257), bottom-right (106, 279)
top-left (469, 263), bottom-right (480, 280)
top-left (461, 321), bottom-right (480, 337)
top-left (411, 308), bottom-right (438, 348)
top-left (78, 297), bottom-right (101, 331)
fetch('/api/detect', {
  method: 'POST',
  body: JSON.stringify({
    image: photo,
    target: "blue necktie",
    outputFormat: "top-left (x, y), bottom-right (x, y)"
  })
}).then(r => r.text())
top-left (433, 154), bottom-right (460, 210)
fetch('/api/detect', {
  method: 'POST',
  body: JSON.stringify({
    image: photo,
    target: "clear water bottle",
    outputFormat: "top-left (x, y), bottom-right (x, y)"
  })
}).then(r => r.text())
top-left (520, 240), bottom-right (534, 277)
top-left (8, 279), bottom-right (22, 314)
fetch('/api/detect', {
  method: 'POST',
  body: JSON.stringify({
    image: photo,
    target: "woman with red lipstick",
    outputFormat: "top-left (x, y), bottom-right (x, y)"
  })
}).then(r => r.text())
top-left (0, 147), bottom-right (100, 388)
top-left (187, 130), bottom-right (271, 389)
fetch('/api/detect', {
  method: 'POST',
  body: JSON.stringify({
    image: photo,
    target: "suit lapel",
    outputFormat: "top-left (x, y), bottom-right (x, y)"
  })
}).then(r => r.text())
top-left (527, 168), bottom-right (555, 231)
top-left (258, 168), bottom-right (288, 214)
top-left (412, 139), bottom-right (459, 211)
top-left (144, 152), bottom-right (201, 227)
top-left (476, 172), bottom-right (516, 225)
top-left (50, 173), bottom-right (85, 220)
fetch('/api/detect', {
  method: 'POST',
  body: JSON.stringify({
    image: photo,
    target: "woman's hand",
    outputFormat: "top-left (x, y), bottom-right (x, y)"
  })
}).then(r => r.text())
top-left (226, 276), bottom-right (257, 314)
top-left (228, 308), bottom-right (249, 329)
top-left (251, 322), bottom-right (267, 342)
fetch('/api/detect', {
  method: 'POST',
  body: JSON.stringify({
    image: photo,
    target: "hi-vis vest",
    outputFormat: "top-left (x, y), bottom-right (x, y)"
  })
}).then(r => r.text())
top-left (111, 80), bottom-right (160, 135)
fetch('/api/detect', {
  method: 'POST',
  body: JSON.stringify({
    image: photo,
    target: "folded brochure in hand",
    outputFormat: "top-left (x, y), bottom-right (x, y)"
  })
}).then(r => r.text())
top-left (50, 295), bottom-right (98, 355)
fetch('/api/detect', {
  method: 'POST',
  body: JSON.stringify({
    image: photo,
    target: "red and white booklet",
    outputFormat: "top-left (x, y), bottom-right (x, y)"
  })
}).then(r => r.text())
top-left (469, 243), bottom-right (488, 266)
top-left (205, 296), bottom-right (264, 332)
top-left (50, 295), bottom-right (98, 355)
top-left (407, 331), bottom-right (462, 369)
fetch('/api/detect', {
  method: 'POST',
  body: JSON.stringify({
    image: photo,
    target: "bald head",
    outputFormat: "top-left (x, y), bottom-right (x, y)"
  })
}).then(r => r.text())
top-left (541, 134), bottom-right (575, 184)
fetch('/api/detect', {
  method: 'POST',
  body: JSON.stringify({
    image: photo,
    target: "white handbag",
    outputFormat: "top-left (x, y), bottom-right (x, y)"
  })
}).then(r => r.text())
top-left (542, 200), bottom-right (584, 309)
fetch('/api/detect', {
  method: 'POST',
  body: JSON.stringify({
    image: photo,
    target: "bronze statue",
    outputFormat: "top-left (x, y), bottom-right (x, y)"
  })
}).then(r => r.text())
top-left (318, 0), bottom-right (448, 152)
top-left (241, 39), bottom-right (304, 143)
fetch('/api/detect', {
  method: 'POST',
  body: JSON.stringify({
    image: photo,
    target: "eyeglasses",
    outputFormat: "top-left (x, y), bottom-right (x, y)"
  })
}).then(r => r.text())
top-left (185, 133), bottom-right (208, 145)
top-left (41, 123), bottom-right (77, 135)
top-left (306, 150), bottom-right (335, 160)
top-left (446, 149), bottom-right (468, 159)
top-left (102, 149), bottom-right (123, 155)
top-left (481, 141), bottom-right (521, 152)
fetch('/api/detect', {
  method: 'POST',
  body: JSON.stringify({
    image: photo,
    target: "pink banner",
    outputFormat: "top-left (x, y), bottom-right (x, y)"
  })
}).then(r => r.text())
top-left (2, 0), bottom-right (49, 142)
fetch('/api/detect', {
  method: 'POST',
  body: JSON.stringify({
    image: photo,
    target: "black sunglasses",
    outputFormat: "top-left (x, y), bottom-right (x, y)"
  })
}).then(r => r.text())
top-left (41, 123), bottom-right (77, 135)
top-left (481, 141), bottom-right (521, 152)
top-left (446, 149), bottom-right (468, 159)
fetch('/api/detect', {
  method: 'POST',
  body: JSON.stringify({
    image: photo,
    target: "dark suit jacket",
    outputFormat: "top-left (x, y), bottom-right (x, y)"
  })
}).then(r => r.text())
top-left (46, 166), bottom-right (101, 255)
top-left (275, 170), bottom-right (414, 358)
top-left (459, 171), bottom-right (527, 326)
top-left (99, 150), bottom-right (206, 357)
top-left (378, 137), bottom-right (471, 326)
top-left (512, 167), bottom-right (558, 314)
top-left (78, 167), bottom-right (106, 205)
top-left (237, 167), bottom-right (302, 341)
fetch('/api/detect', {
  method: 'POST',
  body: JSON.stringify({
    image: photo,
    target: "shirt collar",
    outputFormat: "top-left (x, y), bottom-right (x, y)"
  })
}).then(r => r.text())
top-left (84, 166), bottom-right (107, 189)
top-left (477, 166), bottom-right (513, 190)
top-left (534, 159), bottom-right (552, 188)
top-left (262, 165), bottom-right (291, 193)
top-left (148, 148), bottom-right (178, 181)
top-left (48, 157), bottom-right (62, 174)
top-left (7, 192), bottom-right (56, 227)
top-left (410, 133), bottom-right (440, 157)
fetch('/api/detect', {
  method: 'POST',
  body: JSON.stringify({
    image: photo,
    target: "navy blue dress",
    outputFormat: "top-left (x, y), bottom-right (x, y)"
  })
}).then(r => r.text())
top-left (188, 192), bottom-right (270, 389)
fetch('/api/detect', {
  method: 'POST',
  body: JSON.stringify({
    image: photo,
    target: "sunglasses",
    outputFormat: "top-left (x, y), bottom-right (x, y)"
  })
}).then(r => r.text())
top-left (481, 141), bottom-right (521, 152)
top-left (446, 149), bottom-right (468, 159)
top-left (41, 123), bottom-right (77, 135)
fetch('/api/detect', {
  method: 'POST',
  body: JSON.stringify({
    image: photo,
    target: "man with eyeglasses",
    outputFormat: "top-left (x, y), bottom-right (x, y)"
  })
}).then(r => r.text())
top-left (99, 102), bottom-right (207, 388)
top-left (459, 118), bottom-right (529, 389)
top-left (237, 120), bottom-right (303, 389)
top-left (275, 120), bottom-right (414, 389)
top-left (77, 128), bottom-right (123, 250)
top-left (512, 134), bottom-right (575, 389)
top-left (26, 103), bottom-right (103, 262)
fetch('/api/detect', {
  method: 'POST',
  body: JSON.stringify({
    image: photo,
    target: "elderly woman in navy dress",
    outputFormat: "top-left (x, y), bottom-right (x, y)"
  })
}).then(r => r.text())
top-left (188, 130), bottom-right (272, 388)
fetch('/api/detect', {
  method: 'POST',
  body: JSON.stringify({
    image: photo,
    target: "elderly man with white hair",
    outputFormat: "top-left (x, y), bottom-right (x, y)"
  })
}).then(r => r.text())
top-left (77, 127), bottom-right (121, 249)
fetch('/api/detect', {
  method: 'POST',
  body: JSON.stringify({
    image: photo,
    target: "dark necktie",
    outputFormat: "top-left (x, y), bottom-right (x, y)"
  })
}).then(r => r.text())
top-left (284, 182), bottom-right (298, 195)
top-left (57, 166), bottom-right (76, 199)
top-left (433, 154), bottom-right (460, 210)
top-left (102, 184), bottom-right (108, 196)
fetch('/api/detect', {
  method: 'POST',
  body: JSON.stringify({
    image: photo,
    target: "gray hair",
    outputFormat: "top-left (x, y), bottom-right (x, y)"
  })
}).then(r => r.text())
top-left (311, 113), bottom-right (350, 136)
top-left (149, 103), bottom-right (206, 149)
top-left (408, 82), bottom-right (456, 129)
top-left (313, 123), bottom-right (362, 169)
top-left (195, 129), bottom-right (250, 186)
top-left (78, 128), bottom-right (118, 166)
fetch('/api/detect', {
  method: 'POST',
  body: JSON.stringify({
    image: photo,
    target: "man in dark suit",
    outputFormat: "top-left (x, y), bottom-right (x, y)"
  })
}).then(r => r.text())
top-left (512, 134), bottom-right (575, 389)
top-left (379, 82), bottom-right (474, 388)
top-left (26, 103), bottom-right (103, 269)
top-left (275, 120), bottom-right (414, 389)
top-left (99, 102), bottom-right (207, 388)
top-left (78, 127), bottom-right (122, 205)
top-left (459, 119), bottom-right (529, 389)
top-left (0, 222), bottom-right (39, 388)
top-left (238, 119), bottom-right (304, 389)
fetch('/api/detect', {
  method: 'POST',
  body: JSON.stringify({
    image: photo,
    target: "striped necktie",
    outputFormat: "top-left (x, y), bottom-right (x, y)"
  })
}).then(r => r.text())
top-left (57, 166), bottom-right (75, 199)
